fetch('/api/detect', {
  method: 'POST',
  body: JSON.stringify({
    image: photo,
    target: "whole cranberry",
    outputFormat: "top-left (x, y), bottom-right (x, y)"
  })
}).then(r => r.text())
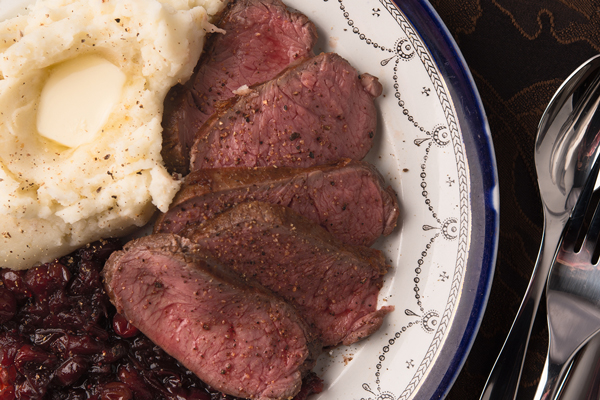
top-left (24, 262), bottom-right (71, 299)
top-left (112, 314), bottom-right (139, 338)
top-left (54, 356), bottom-right (88, 387)
top-left (47, 262), bottom-right (71, 288)
top-left (0, 271), bottom-right (31, 301)
top-left (0, 288), bottom-right (16, 324)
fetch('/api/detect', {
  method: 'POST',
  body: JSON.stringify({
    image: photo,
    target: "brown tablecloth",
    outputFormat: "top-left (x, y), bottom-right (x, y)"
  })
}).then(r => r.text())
top-left (429, 1), bottom-right (600, 399)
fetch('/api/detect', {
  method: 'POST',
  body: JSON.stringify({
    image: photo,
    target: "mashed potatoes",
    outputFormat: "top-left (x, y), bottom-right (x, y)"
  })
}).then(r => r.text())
top-left (0, 0), bottom-right (226, 269)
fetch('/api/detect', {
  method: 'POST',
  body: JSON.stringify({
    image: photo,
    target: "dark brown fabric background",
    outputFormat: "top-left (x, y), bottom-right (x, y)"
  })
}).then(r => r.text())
top-left (427, 1), bottom-right (600, 399)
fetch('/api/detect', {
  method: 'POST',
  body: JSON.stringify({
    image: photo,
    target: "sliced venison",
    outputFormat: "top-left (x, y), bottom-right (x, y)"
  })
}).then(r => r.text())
top-left (161, 0), bottom-right (318, 174)
top-left (182, 201), bottom-right (395, 347)
top-left (189, 52), bottom-right (383, 171)
top-left (188, 0), bottom-right (318, 118)
top-left (103, 234), bottom-right (320, 400)
top-left (154, 159), bottom-right (399, 247)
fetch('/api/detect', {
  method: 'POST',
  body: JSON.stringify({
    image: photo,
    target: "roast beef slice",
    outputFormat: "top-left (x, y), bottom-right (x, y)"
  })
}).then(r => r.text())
top-left (182, 201), bottom-right (395, 347)
top-left (189, 52), bottom-right (383, 170)
top-left (189, 0), bottom-right (318, 119)
top-left (103, 234), bottom-right (320, 400)
top-left (154, 159), bottom-right (399, 247)
top-left (161, 0), bottom-right (317, 175)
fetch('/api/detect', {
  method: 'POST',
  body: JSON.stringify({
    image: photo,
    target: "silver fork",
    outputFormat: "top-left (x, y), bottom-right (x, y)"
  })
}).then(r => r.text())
top-left (534, 156), bottom-right (600, 400)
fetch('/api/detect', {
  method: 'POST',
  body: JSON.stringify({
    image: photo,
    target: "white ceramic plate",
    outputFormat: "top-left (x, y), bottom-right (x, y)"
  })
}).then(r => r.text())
top-left (287, 2), bottom-right (499, 399)
top-left (0, 1), bottom-right (499, 399)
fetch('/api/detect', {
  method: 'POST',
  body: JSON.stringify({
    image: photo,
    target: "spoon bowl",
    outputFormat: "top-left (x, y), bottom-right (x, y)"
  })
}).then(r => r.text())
top-left (480, 53), bottom-right (600, 400)
top-left (537, 56), bottom-right (600, 215)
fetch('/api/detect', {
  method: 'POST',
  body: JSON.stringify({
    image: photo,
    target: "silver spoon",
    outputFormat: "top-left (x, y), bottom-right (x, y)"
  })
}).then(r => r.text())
top-left (480, 54), bottom-right (600, 400)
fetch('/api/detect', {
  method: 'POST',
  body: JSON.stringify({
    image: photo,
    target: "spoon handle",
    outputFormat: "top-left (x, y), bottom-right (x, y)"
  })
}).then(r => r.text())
top-left (479, 215), bottom-right (565, 400)
top-left (533, 355), bottom-right (568, 400)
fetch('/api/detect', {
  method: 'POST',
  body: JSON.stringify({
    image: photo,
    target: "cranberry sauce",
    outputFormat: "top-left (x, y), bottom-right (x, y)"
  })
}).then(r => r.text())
top-left (0, 239), bottom-right (322, 400)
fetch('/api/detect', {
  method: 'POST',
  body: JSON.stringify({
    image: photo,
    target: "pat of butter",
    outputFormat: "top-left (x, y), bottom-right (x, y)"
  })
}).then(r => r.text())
top-left (37, 55), bottom-right (126, 148)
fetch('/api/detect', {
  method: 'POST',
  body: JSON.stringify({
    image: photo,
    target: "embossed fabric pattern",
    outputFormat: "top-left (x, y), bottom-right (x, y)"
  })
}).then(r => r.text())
top-left (432, 1), bottom-right (600, 399)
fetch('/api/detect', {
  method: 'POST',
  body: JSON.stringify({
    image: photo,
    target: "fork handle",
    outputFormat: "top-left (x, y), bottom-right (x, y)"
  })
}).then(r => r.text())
top-left (480, 215), bottom-right (565, 400)
top-left (557, 334), bottom-right (600, 400)
top-left (534, 354), bottom-right (569, 400)
top-left (478, 300), bottom-right (537, 400)
top-left (478, 294), bottom-right (540, 400)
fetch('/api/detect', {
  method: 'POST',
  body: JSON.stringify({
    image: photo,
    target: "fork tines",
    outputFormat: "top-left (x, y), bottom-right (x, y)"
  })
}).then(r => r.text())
top-left (562, 155), bottom-right (600, 259)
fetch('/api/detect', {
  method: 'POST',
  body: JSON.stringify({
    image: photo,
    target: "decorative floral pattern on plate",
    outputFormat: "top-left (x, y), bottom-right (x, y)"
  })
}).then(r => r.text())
top-left (282, 0), bottom-right (498, 399)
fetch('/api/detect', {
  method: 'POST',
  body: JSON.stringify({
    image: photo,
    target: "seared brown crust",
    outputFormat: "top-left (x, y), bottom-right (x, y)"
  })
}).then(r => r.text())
top-left (160, 85), bottom-right (203, 175)
top-left (154, 159), bottom-right (400, 246)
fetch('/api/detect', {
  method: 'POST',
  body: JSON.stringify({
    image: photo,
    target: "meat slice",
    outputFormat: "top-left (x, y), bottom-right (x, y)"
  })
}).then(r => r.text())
top-left (103, 234), bottom-right (320, 400)
top-left (188, 0), bottom-right (318, 120)
top-left (161, 0), bottom-right (318, 175)
top-left (182, 201), bottom-right (395, 347)
top-left (154, 159), bottom-right (399, 247)
top-left (189, 52), bottom-right (383, 171)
